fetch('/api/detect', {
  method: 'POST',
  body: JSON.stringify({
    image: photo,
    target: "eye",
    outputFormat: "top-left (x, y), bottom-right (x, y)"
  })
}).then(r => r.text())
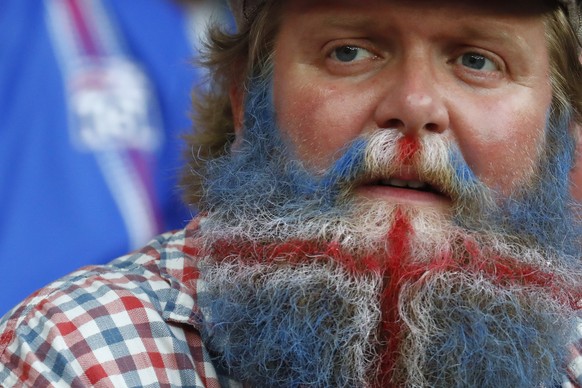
top-left (456, 52), bottom-right (499, 71)
top-left (330, 45), bottom-right (375, 63)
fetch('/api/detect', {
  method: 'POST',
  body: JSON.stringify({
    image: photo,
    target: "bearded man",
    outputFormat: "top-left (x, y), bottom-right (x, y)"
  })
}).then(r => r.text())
top-left (1, 0), bottom-right (582, 387)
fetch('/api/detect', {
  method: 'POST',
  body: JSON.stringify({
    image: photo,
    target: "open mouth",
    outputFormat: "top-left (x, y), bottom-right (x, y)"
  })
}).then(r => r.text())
top-left (374, 177), bottom-right (444, 196)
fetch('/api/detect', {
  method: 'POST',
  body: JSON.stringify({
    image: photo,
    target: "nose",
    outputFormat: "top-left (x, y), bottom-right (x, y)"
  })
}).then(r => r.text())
top-left (374, 58), bottom-right (449, 136)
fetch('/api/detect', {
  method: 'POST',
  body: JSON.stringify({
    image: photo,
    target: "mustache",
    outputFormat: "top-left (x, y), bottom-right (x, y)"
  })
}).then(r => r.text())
top-left (316, 130), bottom-right (490, 207)
top-left (201, 79), bottom-right (581, 257)
top-left (197, 80), bottom-right (582, 385)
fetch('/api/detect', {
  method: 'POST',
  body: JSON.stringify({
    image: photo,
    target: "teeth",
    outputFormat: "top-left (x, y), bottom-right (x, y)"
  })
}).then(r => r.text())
top-left (407, 180), bottom-right (425, 189)
top-left (389, 178), bottom-right (407, 188)
top-left (380, 178), bottom-right (428, 190)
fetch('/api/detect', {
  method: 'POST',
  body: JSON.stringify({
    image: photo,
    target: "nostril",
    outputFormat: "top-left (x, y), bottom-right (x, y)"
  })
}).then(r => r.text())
top-left (384, 118), bottom-right (404, 129)
top-left (424, 122), bottom-right (443, 133)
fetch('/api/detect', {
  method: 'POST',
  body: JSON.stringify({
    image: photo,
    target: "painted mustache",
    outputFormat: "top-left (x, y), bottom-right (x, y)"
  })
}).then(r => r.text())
top-left (312, 129), bottom-right (490, 210)
top-left (196, 80), bottom-right (582, 387)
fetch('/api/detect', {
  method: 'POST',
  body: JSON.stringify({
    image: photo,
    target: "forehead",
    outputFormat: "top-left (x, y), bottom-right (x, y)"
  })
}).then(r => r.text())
top-left (277, 0), bottom-right (552, 33)
top-left (279, 0), bottom-right (554, 16)
top-left (273, 0), bottom-right (552, 65)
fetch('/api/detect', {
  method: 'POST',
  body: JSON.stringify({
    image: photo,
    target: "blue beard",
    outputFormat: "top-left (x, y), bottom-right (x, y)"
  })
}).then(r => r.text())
top-left (500, 110), bottom-right (580, 256)
top-left (199, 261), bottom-right (578, 387)
top-left (196, 77), bottom-right (582, 386)
top-left (199, 77), bottom-right (581, 258)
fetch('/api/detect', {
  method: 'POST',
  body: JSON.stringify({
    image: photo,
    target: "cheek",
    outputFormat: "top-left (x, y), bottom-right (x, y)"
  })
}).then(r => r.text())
top-left (570, 154), bottom-right (582, 202)
top-left (274, 79), bottom-right (374, 172)
top-left (452, 99), bottom-right (548, 193)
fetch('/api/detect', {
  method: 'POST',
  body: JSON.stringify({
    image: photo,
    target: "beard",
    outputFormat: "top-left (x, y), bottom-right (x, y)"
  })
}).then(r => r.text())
top-left (193, 78), bottom-right (582, 387)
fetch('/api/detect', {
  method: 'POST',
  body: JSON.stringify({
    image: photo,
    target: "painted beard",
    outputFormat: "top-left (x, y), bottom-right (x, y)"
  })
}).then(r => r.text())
top-left (194, 78), bottom-right (582, 387)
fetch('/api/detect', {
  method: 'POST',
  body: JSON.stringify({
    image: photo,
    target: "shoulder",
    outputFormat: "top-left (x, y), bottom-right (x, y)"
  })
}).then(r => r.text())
top-left (0, 225), bottom-right (232, 387)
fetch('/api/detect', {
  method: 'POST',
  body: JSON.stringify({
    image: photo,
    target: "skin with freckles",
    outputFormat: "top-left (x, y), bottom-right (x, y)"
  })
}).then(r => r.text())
top-left (262, 0), bottom-right (553, 205)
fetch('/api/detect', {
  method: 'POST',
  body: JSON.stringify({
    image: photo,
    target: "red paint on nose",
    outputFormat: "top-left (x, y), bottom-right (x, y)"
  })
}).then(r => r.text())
top-left (397, 136), bottom-right (420, 164)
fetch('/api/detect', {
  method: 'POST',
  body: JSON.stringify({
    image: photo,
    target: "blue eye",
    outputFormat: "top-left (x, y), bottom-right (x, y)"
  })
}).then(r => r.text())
top-left (331, 46), bottom-right (374, 63)
top-left (334, 46), bottom-right (359, 62)
top-left (457, 52), bottom-right (498, 71)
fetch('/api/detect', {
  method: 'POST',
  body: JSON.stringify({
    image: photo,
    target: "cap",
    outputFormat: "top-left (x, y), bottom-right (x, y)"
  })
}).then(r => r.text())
top-left (228, 0), bottom-right (581, 38)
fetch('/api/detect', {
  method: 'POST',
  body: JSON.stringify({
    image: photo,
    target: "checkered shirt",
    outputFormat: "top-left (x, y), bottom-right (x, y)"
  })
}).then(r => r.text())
top-left (0, 217), bottom-right (581, 387)
top-left (0, 218), bottom-right (241, 387)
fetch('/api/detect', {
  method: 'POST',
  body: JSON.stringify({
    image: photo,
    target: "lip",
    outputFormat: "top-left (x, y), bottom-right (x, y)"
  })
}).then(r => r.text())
top-left (354, 170), bottom-right (452, 208)
top-left (355, 184), bottom-right (451, 207)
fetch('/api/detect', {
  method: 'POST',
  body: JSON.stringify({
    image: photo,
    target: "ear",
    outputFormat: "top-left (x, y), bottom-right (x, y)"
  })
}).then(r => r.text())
top-left (230, 84), bottom-right (245, 138)
top-left (570, 122), bottom-right (582, 202)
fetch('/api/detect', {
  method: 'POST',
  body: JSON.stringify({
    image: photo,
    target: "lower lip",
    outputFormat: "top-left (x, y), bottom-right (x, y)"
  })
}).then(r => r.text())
top-left (355, 184), bottom-right (452, 208)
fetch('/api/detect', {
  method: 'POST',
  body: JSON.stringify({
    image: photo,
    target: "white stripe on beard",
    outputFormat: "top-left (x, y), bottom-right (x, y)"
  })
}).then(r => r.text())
top-left (197, 206), bottom-right (580, 387)
top-left (197, 114), bottom-right (581, 386)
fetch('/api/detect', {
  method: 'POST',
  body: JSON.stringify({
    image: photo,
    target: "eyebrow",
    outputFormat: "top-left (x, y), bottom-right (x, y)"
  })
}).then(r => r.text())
top-left (452, 22), bottom-right (531, 52)
top-left (315, 12), bottom-right (532, 53)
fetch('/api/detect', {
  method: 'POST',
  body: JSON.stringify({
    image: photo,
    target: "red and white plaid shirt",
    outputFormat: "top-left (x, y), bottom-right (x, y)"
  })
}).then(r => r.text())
top-left (0, 217), bottom-right (581, 387)
top-left (0, 218), bottom-right (240, 387)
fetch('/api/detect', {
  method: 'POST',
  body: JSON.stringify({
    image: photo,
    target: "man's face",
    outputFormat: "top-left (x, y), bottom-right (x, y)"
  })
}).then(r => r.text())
top-left (198, 1), bottom-right (582, 386)
top-left (272, 0), bottom-right (553, 207)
